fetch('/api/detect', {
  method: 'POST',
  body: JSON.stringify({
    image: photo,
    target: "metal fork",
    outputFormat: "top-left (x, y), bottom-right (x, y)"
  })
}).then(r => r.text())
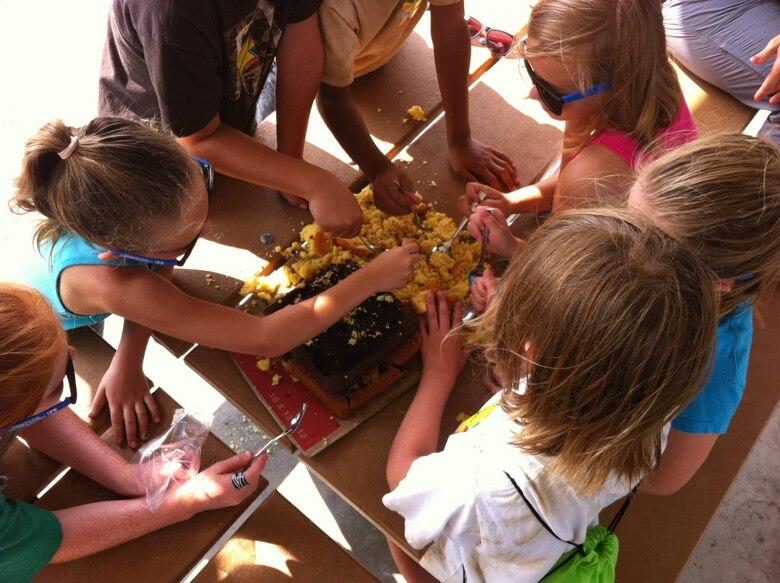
top-left (432, 191), bottom-right (488, 255)
top-left (244, 403), bottom-right (308, 469)
top-left (468, 224), bottom-right (489, 287)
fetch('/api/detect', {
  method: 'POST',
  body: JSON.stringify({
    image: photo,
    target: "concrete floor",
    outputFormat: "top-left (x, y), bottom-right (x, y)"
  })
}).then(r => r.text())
top-left (0, 1), bottom-right (777, 581)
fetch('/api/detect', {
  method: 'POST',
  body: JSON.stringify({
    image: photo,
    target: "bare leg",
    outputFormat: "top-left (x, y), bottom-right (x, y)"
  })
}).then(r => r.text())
top-left (387, 536), bottom-right (439, 583)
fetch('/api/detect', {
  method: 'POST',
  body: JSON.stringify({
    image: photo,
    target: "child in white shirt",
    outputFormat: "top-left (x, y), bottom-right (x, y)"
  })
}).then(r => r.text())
top-left (383, 209), bottom-right (719, 582)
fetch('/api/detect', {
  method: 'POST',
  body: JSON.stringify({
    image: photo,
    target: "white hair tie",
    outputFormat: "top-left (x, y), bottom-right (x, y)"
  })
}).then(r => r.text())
top-left (57, 135), bottom-right (79, 160)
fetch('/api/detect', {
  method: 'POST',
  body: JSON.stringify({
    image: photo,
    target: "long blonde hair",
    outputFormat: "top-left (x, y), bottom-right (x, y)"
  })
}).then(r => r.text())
top-left (522, 0), bottom-right (681, 151)
top-left (634, 133), bottom-right (780, 317)
top-left (10, 116), bottom-right (196, 253)
top-left (0, 283), bottom-right (66, 428)
top-left (467, 209), bottom-right (717, 495)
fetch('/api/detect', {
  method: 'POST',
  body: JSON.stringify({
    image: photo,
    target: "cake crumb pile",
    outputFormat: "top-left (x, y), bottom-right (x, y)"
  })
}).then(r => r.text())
top-left (241, 185), bottom-right (483, 313)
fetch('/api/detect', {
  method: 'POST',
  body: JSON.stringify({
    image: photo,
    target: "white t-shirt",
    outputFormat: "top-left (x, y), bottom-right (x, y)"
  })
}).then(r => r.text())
top-left (382, 383), bottom-right (634, 583)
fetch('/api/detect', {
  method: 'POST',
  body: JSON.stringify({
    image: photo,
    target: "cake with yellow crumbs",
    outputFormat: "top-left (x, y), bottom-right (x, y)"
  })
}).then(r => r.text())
top-left (241, 185), bottom-right (484, 313)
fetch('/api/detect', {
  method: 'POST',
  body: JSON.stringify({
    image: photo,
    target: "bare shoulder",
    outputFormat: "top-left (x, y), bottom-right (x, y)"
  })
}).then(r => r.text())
top-left (59, 264), bottom-right (162, 316)
top-left (555, 145), bottom-right (633, 211)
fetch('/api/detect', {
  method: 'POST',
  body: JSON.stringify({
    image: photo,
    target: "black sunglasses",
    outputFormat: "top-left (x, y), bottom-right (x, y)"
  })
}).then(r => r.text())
top-left (522, 57), bottom-right (612, 116)
top-left (1, 355), bottom-right (78, 433)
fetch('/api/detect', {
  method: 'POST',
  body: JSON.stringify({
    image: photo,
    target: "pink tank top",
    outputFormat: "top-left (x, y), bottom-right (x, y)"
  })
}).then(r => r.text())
top-left (587, 96), bottom-right (697, 170)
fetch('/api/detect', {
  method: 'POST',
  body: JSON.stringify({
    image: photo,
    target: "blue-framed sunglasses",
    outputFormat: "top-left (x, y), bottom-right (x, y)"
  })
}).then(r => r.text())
top-left (0, 355), bottom-right (77, 434)
top-left (520, 41), bottom-right (611, 116)
top-left (106, 157), bottom-right (214, 267)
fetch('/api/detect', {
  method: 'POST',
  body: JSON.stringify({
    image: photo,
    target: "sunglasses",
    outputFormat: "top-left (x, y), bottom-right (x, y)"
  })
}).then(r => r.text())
top-left (107, 157), bottom-right (213, 267)
top-left (1, 355), bottom-right (77, 434)
top-left (466, 16), bottom-right (514, 57)
top-left (520, 41), bottom-right (611, 116)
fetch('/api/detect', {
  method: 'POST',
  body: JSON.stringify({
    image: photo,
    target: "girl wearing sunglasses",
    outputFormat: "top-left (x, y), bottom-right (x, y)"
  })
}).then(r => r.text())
top-left (11, 116), bottom-right (420, 452)
top-left (0, 283), bottom-right (267, 581)
top-left (459, 0), bottom-right (697, 259)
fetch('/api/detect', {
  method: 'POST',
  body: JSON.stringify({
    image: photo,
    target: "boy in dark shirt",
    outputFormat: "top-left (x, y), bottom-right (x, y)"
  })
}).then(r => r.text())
top-left (99, 0), bottom-right (362, 236)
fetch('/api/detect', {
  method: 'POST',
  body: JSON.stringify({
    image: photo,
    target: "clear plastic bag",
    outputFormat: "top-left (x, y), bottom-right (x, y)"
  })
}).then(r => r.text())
top-left (133, 409), bottom-right (212, 511)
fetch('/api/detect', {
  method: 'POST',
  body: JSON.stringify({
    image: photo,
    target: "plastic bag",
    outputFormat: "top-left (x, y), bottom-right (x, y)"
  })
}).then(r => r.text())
top-left (133, 409), bottom-right (212, 511)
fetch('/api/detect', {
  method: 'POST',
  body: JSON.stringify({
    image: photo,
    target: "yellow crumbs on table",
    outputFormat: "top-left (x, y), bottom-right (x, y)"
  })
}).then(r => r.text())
top-left (241, 185), bottom-right (485, 314)
top-left (407, 105), bottom-right (426, 121)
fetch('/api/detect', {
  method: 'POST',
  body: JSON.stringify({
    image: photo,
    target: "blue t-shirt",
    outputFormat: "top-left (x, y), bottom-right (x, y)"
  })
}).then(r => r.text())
top-left (22, 234), bottom-right (155, 330)
top-left (672, 303), bottom-right (753, 435)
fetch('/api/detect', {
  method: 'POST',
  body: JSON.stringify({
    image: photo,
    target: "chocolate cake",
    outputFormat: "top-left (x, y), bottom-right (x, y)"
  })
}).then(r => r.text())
top-left (265, 262), bottom-right (420, 401)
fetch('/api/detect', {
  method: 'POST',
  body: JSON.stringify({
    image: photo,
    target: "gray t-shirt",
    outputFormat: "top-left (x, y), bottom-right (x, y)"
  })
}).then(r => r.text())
top-left (98, 0), bottom-right (320, 136)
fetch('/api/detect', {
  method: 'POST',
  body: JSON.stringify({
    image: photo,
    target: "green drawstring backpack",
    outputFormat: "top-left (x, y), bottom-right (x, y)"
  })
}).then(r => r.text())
top-left (505, 471), bottom-right (637, 583)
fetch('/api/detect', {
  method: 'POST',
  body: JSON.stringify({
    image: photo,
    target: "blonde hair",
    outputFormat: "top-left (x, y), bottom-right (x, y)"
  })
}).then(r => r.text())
top-left (467, 210), bottom-right (717, 495)
top-left (635, 133), bottom-right (780, 317)
top-left (11, 116), bottom-right (196, 253)
top-left (522, 0), bottom-right (681, 151)
top-left (0, 283), bottom-right (66, 428)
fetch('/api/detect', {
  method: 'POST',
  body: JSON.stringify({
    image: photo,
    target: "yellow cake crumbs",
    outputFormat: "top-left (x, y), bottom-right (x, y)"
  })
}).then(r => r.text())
top-left (456, 412), bottom-right (470, 423)
top-left (430, 181), bottom-right (437, 188)
top-left (257, 358), bottom-right (271, 372)
top-left (271, 373), bottom-right (282, 386)
top-left (242, 186), bottom-right (486, 314)
top-left (407, 105), bottom-right (426, 121)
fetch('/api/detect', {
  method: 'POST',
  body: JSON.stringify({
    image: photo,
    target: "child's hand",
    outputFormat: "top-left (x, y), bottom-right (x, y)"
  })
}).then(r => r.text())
top-left (457, 182), bottom-right (514, 217)
top-left (365, 241), bottom-right (421, 292)
top-left (91, 358), bottom-right (160, 449)
top-left (448, 137), bottom-right (519, 192)
top-left (752, 33), bottom-right (780, 104)
top-left (467, 207), bottom-right (523, 258)
top-left (470, 269), bottom-right (498, 313)
top-left (167, 451), bottom-right (267, 517)
top-left (421, 291), bottom-right (469, 383)
top-left (371, 163), bottom-right (421, 216)
top-left (308, 174), bottom-right (363, 238)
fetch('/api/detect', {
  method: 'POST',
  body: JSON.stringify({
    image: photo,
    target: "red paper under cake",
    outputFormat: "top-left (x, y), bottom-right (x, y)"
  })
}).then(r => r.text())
top-left (231, 352), bottom-right (341, 454)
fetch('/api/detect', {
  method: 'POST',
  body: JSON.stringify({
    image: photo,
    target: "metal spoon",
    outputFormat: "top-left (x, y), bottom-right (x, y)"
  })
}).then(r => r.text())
top-left (358, 235), bottom-right (383, 254)
top-left (245, 403), bottom-right (307, 469)
top-left (432, 191), bottom-right (487, 255)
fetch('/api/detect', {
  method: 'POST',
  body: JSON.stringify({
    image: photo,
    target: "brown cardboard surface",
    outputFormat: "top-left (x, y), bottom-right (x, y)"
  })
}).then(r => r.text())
top-left (194, 492), bottom-right (379, 582)
top-left (35, 390), bottom-right (267, 583)
top-left (301, 360), bottom-right (489, 558)
top-left (184, 346), bottom-right (292, 449)
top-left (674, 61), bottom-right (757, 135)
top-left (610, 290), bottom-right (780, 582)
top-left (393, 57), bottom-right (563, 220)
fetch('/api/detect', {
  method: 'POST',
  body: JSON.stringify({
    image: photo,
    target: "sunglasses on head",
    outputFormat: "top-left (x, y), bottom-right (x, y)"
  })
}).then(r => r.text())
top-left (466, 16), bottom-right (515, 57)
top-left (106, 157), bottom-right (213, 267)
top-left (520, 41), bottom-right (611, 116)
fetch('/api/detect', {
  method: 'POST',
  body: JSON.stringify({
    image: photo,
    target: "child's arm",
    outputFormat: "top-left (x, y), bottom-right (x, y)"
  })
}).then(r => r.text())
top-left (387, 292), bottom-right (468, 490)
top-left (50, 451), bottom-right (266, 563)
top-left (59, 243), bottom-right (421, 359)
top-left (640, 430), bottom-right (719, 495)
top-left (274, 13), bottom-right (324, 209)
top-left (317, 84), bottom-right (420, 216)
top-left (457, 174), bottom-right (559, 218)
top-left (430, 2), bottom-right (518, 192)
top-left (177, 117), bottom-right (362, 238)
top-left (21, 408), bottom-right (143, 497)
